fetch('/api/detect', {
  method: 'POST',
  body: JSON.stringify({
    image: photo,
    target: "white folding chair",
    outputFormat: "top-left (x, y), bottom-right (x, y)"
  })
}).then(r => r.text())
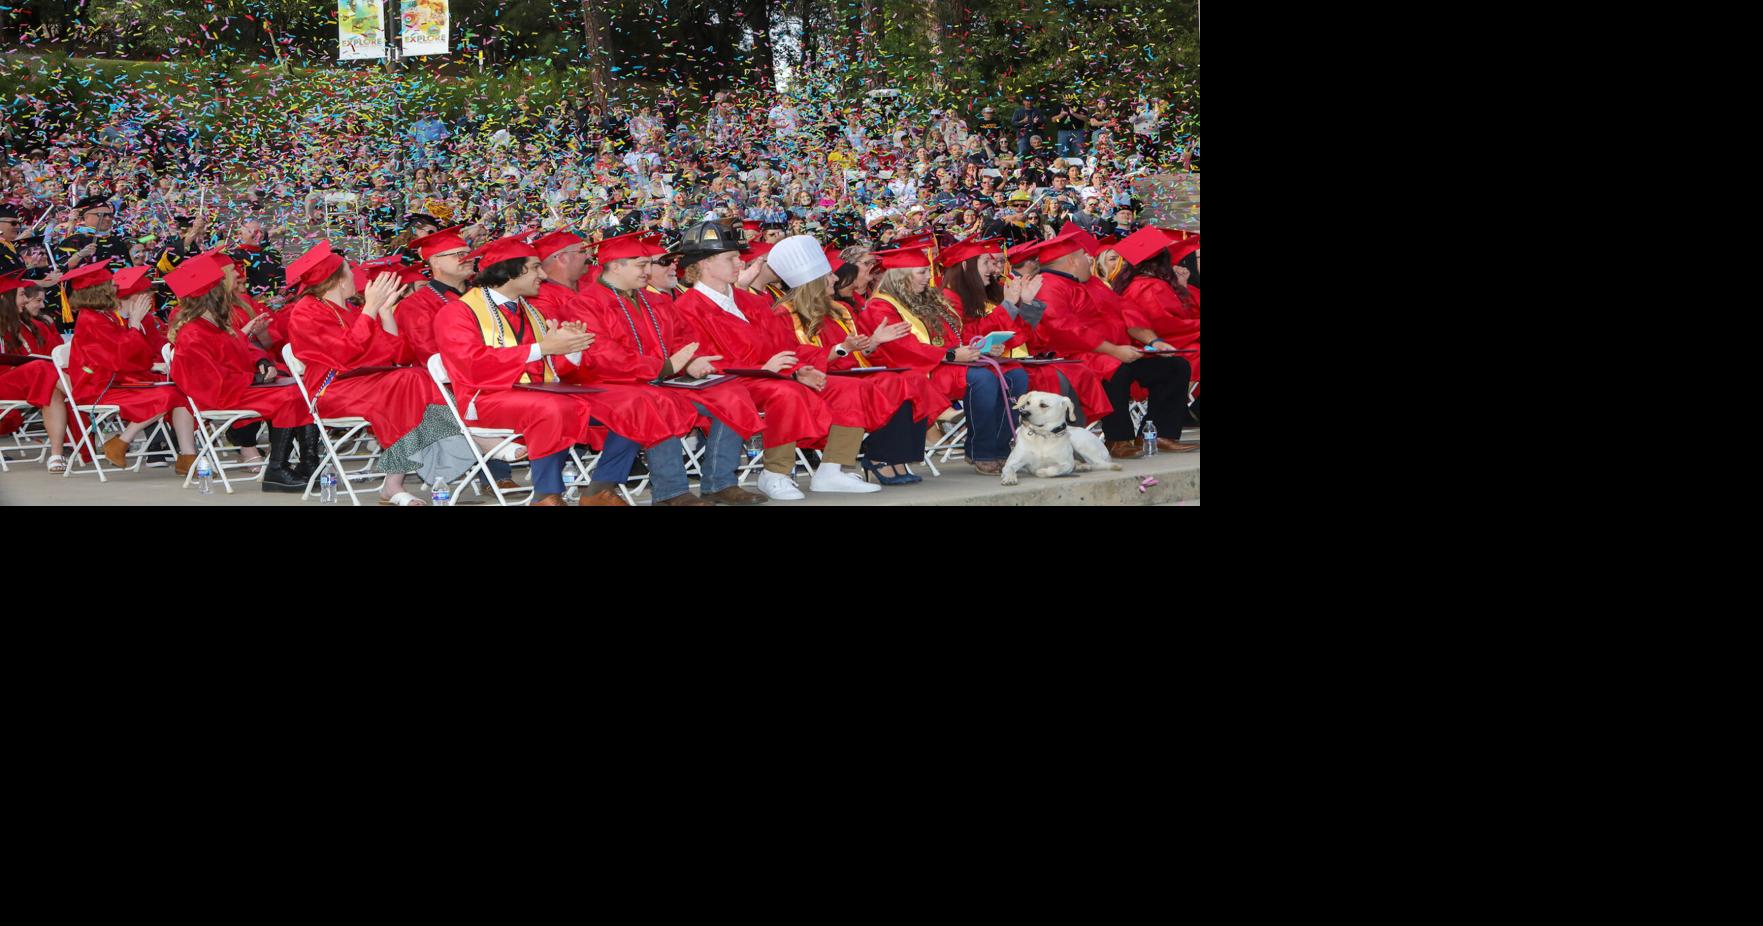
top-left (163, 345), bottom-right (266, 493)
top-left (921, 405), bottom-right (969, 478)
top-left (425, 352), bottom-right (535, 506)
top-left (50, 343), bottom-right (112, 481)
top-left (284, 344), bottom-right (384, 505)
top-left (0, 401), bottom-right (48, 471)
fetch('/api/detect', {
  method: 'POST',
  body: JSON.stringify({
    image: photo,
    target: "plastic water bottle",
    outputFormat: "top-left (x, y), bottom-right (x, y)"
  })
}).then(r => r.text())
top-left (562, 461), bottom-right (580, 501)
top-left (320, 468), bottom-right (337, 504)
top-left (431, 480), bottom-right (452, 507)
top-left (196, 454), bottom-right (214, 495)
top-left (1143, 419), bottom-right (1158, 456)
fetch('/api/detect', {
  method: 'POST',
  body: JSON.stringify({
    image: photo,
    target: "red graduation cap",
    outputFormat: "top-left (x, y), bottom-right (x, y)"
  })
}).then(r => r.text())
top-left (1031, 230), bottom-right (1086, 266)
top-left (1115, 225), bottom-right (1177, 267)
top-left (532, 230), bottom-right (586, 263)
top-left (1098, 235), bottom-right (1121, 248)
top-left (202, 248), bottom-right (240, 271)
top-left (894, 232), bottom-right (938, 250)
top-left (165, 254), bottom-right (225, 299)
top-left (1166, 232), bottom-right (1202, 265)
top-left (823, 246), bottom-right (846, 274)
top-left (873, 247), bottom-right (932, 270)
top-left (1059, 222), bottom-right (1102, 258)
top-left (938, 237), bottom-right (1004, 269)
top-left (112, 266), bottom-right (154, 299)
top-left (61, 259), bottom-right (116, 291)
top-left (594, 231), bottom-right (652, 263)
top-left (741, 220), bottom-right (763, 233)
top-left (411, 225), bottom-right (472, 262)
top-left (0, 270), bottom-right (32, 295)
top-left (285, 241), bottom-right (344, 293)
top-left (638, 234), bottom-right (670, 258)
top-left (466, 234), bottom-right (541, 268)
top-left (740, 240), bottom-right (776, 262)
top-left (1005, 240), bottom-right (1045, 266)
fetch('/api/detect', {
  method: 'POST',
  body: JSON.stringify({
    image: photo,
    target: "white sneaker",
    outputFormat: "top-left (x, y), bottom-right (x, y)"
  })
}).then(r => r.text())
top-left (810, 465), bottom-right (882, 494)
top-left (757, 471), bottom-right (805, 500)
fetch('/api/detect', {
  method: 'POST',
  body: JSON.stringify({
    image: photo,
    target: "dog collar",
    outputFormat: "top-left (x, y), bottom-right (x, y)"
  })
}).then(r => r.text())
top-left (1049, 423), bottom-right (1067, 434)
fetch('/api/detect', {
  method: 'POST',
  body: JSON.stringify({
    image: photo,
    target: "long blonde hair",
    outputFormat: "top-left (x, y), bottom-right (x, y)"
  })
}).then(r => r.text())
top-left (167, 286), bottom-right (232, 344)
top-left (778, 275), bottom-right (838, 339)
top-left (876, 268), bottom-right (959, 341)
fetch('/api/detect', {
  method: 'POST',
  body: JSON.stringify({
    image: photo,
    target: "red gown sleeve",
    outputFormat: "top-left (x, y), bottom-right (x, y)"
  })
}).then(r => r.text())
top-left (861, 298), bottom-right (950, 371)
top-left (75, 310), bottom-right (159, 378)
top-left (1037, 279), bottom-right (1108, 356)
top-left (290, 297), bottom-right (394, 373)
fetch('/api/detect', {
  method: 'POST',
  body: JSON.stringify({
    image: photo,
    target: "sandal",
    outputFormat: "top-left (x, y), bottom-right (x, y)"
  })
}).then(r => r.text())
top-left (492, 442), bottom-right (529, 463)
top-left (46, 455), bottom-right (68, 474)
top-left (378, 491), bottom-right (431, 507)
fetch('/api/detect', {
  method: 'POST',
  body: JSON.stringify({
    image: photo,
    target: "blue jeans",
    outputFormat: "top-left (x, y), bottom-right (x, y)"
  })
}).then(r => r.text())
top-left (965, 366), bottom-right (1029, 462)
top-left (594, 433), bottom-right (641, 484)
top-left (647, 415), bottom-right (743, 501)
top-left (1017, 135), bottom-right (1033, 157)
top-left (1056, 130), bottom-right (1083, 156)
top-left (530, 452), bottom-right (566, 495)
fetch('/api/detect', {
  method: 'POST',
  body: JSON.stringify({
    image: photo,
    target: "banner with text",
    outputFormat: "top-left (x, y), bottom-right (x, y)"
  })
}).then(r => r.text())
top-left (338, 0), bottom-right (386, 60)
top-left (400, 0), bottom-right (451, 57)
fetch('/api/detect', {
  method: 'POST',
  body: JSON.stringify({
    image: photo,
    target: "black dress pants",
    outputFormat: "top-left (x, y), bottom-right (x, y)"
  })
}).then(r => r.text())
top-left (1101, 356), bottom-right (1191, 442)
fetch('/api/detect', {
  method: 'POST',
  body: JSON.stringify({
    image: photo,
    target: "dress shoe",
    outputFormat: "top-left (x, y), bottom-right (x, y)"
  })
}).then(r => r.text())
top-left (704, 485), bottom-right (768, 506)
top-left (173, 453), bottom-right (199, 475)
top-left (655, 492), bottom-right (714, 507)
top-left (1156, 438), bottom-right (1200, 453)
top-left (532, 494), bottom-right (568, 507)
top-left (971, 459), bottom-right (1005, 475)
top-left (103, 436), bottom-right (130, 468)
top-left (580, 488), bottom-right (631, 507)
top-left (1107, 440), bottom-right (1144, 460)
top-left (497, 479), bottom-right (522, 491)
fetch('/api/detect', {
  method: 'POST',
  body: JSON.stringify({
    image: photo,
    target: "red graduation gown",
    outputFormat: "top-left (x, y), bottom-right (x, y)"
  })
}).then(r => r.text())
top-left (0, 318), bottom-right (65, 411)
top-left (434, 290), bottom-right (696, 457)
top-left (170, 318), bottom-right (312, 428)
top-left (857, 294), bottom-right (972, 404)
top-left (1033, 272), bottom-right (1126, 384)
top-left (550, 281), bottom-right (764, 439)
top-left (287, 294), bottom-right (435, 447)
top-left (69, 306), bottom-right (188, 423)
top-left (229, 293), bottom-right (286, 368)
top-left (782, 301), bottom-right (947, 427)
top-left (391, 281), bottom-right (453, 361)
top-left (1119, 276), bottom-right (1201, 390)
top-left (673, 285), bottom-right (832, 449)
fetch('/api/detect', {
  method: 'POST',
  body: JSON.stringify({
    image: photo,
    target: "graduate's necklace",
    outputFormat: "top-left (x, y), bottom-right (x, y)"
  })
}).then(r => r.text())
top-left (615, 288), bottom-right (667, 358)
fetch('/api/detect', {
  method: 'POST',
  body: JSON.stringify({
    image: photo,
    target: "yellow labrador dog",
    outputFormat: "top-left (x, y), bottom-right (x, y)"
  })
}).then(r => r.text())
top-left (1000, 392), bottom-right (1122, 485)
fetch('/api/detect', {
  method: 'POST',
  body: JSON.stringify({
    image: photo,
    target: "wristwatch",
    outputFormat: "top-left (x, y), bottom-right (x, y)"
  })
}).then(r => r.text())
top-left (833, 344), bottom-right (851, 358)
top-left (943, 349), bottom-right (957, 363)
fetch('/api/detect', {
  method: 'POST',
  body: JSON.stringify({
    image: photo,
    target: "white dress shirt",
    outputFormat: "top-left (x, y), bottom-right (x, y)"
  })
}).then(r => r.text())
top-left (693, 281), bottom-right (746, 322)
top-left (486, 288), bottom-right (580, 365)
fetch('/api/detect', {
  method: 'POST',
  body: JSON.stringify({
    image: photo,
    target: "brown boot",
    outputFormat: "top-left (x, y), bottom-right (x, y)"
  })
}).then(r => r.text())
top-left (1107, 440), bottom-right (1144, 460)
top-left (174, 453), bottom-right (199, 476)
top-left (704, 485), bottom-right (769, 506)
top-left (496, 479), bottom-right (523, 491)
top-left (579, 488), bottom-right (631, 507)
top-left (1156, 438), bottom-right (1200, 453)
top-left (103, 436), bottom-right (130, 468)
top-left (972, 459), bottom-right (1005, 476)
top-left (655, 492), bottom-right (714, 507)
top-left (532, 494), bottom-right (568, 507)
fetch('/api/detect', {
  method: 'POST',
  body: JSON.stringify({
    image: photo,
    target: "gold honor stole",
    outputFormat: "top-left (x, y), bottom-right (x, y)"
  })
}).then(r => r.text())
top-left (983, 303), bottom-right (1032, 359)
top-left (461, 288), bottom-right (557, 384)
top-left (785, 304), bottom-right (872, 367)
top-left (869, 292), bottom-right (939, 347)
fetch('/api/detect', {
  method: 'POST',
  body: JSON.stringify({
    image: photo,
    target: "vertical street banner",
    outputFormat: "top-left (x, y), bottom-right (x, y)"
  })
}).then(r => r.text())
top-left (338, 0), bottom-right (387, 60)
top-left (400, 0), bottom-right (451, 57)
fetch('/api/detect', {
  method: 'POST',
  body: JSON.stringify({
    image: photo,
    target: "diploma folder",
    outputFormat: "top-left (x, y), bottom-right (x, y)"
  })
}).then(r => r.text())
top-left (334, 365), bottom-right (410, 381)
top-left (514, 383), bottom-right (606, 395)
top-left (1014, 358), bottom-right (1078, 365)
top-left (0, 353), bottom-right (52, 366)
top-left (828, 367), bottom-right (912, 375)
top-left (251, 377), bottom-right (299, 387)
top-left (660, 374), bottom-right (734, 390)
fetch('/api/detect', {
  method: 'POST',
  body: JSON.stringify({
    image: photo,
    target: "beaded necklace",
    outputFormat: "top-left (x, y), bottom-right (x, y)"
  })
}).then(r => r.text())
top-left (487, 291), bottom-right (557, 382)
top-left (613, 288), bottom-right (667, 358)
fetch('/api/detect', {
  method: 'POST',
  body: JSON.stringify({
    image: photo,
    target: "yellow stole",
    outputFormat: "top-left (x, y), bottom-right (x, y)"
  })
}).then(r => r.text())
top-left (460, 288), bottom-right (557, 384)
top-left (982, 303), bottom-right (1032, 359)
top-left (783, 302), bottom-right (872, 367)
top-left (870, 292), bottom-right (940, 347)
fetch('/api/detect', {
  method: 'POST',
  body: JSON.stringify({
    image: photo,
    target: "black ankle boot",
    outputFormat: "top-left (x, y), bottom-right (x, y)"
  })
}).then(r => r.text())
top-left (262, 427), bottom-right (305, 492)
top-left (291, 424), bottom-right (322, 482)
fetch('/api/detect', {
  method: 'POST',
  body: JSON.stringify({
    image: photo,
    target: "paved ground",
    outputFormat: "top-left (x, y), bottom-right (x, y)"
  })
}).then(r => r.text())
top-left (1, 430), bottom-right (1198, 507)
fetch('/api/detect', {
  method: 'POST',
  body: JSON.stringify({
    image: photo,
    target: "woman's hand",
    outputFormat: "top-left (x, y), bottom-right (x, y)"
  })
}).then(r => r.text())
top-left (843, 334), bottom-right (877, 353)
top-left (361, 274), bottom-right (403, 318)
top-left (668, 341), bottom-right (699, 372)
top-left (761, 350), bottom-right (798, 373)
top-left (952, 346), bottom-right (981, 363)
